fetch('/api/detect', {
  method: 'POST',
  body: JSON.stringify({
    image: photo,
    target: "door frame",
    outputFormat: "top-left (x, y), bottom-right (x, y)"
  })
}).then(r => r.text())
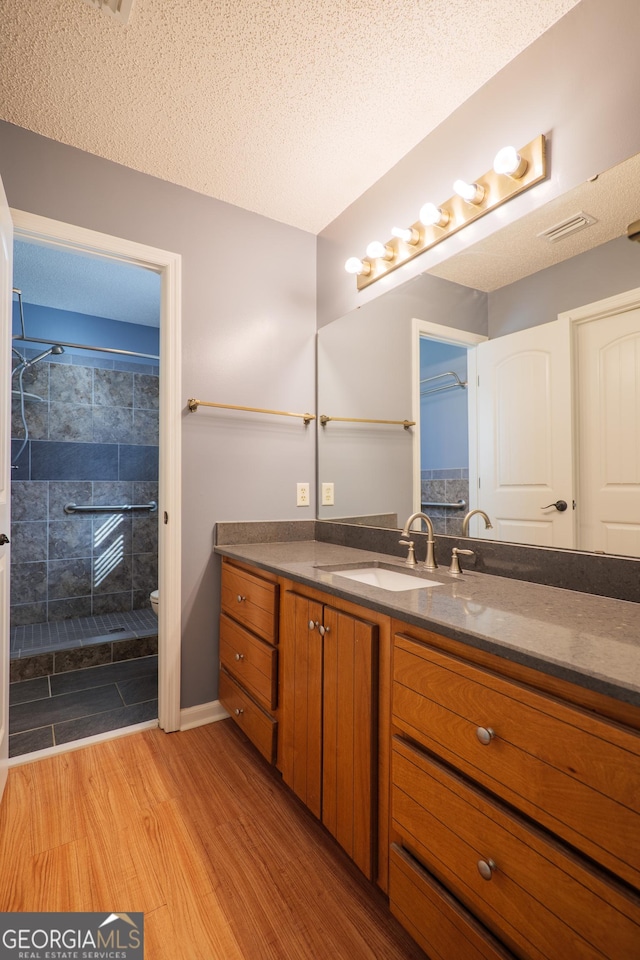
top-left (411, 318), bottom-right (486, 515)
top-left (10, 209), bottom-right (182, 733)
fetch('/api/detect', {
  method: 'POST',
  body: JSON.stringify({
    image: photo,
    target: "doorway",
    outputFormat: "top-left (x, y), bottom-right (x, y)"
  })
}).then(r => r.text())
top-left (8, 209), bottom-right (182, 759)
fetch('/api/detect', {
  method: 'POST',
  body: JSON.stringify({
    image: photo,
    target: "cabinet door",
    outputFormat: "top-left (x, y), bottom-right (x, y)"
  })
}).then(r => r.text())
top-left (281, 592), bottom-right (324, 818)
top-left (322, 606), bottom-right (378, 880)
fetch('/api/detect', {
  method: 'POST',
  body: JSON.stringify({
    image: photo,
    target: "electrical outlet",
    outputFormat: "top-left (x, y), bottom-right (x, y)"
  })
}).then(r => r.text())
top-left (296, 482), bottom-right (310, 507)
top-left (321, 482), bottom-right (335, 505)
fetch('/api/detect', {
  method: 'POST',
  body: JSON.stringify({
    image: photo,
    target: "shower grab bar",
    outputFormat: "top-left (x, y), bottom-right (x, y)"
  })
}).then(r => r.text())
top-left (421, 498), bottom-right (467, 510)
top-left (64, 500), bottom-right (158, 515)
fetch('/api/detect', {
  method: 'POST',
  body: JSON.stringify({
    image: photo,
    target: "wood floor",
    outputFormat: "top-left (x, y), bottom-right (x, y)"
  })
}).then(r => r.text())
top-left (0, 719), bottom-right (425, 960)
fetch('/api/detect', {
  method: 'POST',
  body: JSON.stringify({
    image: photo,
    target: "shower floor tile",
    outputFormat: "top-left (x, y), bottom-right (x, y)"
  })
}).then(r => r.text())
top-left (8, 655), bottom-right (158, 758)
top-left (10, 607), bottom-right (158, 658)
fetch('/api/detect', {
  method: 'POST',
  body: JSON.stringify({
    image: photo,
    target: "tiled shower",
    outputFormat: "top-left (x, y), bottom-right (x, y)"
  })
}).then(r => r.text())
top-left (8, 346), bottom-right (160, 755)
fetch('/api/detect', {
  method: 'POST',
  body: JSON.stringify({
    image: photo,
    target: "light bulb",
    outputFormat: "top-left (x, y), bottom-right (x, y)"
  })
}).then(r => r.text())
top-left (453, 179), bottom-right (485, 204)
top-left (493, 145), bottom-right (528, 179)
top-left (391, 226), bottom-right (420, 245)
top-left (366, 240), bottom-right (394, 261)
top-left (419, 203), bottom-right (450, 228)
top-left (344, 257), bottom-right (371, 276)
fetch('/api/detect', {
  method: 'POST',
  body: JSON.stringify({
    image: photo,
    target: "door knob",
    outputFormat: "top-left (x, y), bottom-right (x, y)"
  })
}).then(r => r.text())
top-left (0, 534), bottom-right (9, 545)
top-left (541, 500), bottom-right (568, 512)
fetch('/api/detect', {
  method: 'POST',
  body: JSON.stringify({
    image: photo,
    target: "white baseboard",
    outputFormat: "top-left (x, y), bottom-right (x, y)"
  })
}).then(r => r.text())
top-left (180, 699), bottom-right (229, 731)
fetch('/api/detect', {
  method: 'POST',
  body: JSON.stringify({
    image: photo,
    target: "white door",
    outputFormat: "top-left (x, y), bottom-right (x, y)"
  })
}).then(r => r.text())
top-left (0, 177), bottom-right (12, 801)
top-left (576, 305), bottom-right (640, 556)
top-left (476, 318), bottom-right (575, 547)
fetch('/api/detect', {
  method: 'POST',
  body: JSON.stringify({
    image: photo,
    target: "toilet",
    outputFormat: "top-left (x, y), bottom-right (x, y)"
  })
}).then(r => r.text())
top-left (150, 589), bottom-right (159, 616)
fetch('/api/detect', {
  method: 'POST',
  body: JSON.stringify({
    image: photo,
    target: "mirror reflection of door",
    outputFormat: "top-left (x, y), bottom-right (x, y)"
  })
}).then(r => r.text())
top-left (419, 337), bottom-right (470, 538)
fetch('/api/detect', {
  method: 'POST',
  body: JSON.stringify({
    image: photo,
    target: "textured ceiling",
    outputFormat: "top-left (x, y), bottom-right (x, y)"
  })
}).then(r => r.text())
top-left (0, 0), bottom-right (580, 233)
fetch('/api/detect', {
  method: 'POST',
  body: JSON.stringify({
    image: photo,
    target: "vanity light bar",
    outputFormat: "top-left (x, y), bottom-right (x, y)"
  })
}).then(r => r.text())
top-left (348, 134), bottom-right (547, 290)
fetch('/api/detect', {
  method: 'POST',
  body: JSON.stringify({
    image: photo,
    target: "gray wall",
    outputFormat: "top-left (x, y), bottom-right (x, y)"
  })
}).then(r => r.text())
top-left (317, 0), bottom-right (640, 327)
top-left (488, 236), bottom-right (640, 338)
top-left (0, 121), bottom-right (316, 709)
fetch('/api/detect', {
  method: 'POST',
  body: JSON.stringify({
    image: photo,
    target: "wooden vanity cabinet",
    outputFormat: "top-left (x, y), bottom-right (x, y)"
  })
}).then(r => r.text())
top-left (280, 589), bottom-right (379, 881)
top-left (219, 558), bottom-right (279, 763)
top-left (389, 621), bottom-right (640, 960)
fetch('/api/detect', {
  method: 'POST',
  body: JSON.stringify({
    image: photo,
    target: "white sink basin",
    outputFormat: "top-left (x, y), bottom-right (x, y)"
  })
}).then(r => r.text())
top-left (328, 565), bottom-right (443, 592)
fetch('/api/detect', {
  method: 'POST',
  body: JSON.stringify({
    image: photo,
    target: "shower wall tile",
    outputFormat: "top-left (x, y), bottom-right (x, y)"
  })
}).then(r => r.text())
top-left (48, 596), bottom-right (93, 621)
top-left (92, 591), bottom-right (133, 615)
top-left (48, 518), bottom-right (93, 561)
top-left (132, 553), bottom-right (158, 592)
top-left (134, 374), bottom-right (159, 409)
top-left (48, 481), bottom-right (93, 519)
top-left (93, 406), bottom-right (134, 444)
top-left (48, 403), bottom-right (93, 442)
top-left (31, 441), bottom-right (119, 480)
top-left (11, 562), bottom-right (47, 605)
top-left (18, 361), bottom-right (49, 396)
top-left (93, 554), bottom-right (133, 596)
top-left (11, 439), bottom-right (30, 480)
top-left (94, 369), bottom-right (134, 407)
top-left (47, 558), bottom-right (92, 601)
top-left (12, 481), bottom-right (47, 521)
top-left (11, 521), bottom-right (48, 564)
top-left (133, 409), bottom-right (159, 445)
top-left (133, 515), bottom-right (158, 554)
top-left (12, 399), bottom-right (49, 440)
top-left (10, 601), bottom-right (47, 626)
top-left (92, 480), bottom-right (134, 505)
top-left (119, 444), bottom-right (158, 481)
top-left (92, 514), bottom-right (133, 557)
top-left (49, 364), bottom-right (92, 403)
top-left (133, 480), bottom-right (159, 504)
top-left (133, 589), bottom-right (154, 610)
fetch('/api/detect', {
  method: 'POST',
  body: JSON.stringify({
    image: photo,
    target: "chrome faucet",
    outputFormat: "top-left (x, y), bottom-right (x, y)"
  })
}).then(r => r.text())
top-left (462, 509), bottom-right (493, 538)
top-left (400, 512), bottom-right (437, 571)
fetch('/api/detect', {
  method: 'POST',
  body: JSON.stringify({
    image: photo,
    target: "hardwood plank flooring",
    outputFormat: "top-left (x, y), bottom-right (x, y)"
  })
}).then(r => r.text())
top-left (0, 719), bottom-right (425, 960)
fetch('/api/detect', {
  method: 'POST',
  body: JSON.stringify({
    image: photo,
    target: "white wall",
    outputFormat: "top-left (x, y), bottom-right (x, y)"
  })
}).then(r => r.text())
top-left (317, 0), bottom-right (640, 327)
top-left (0, 121), bottom-right (316, 709)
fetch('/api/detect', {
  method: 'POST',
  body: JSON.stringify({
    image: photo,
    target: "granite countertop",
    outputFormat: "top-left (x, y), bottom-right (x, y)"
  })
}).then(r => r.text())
top-left (215, 539), bottom-right (640, 707)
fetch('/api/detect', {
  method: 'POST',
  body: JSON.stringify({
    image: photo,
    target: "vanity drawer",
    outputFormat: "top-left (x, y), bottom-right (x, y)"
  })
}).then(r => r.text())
top-left (389, 844), bottom-right (515, 960)
top-left (219, 668), bottom-right (277, 764)
top-left (392, 737), bottom-right (640, 960)
top-left (221, 563), bottom-right (279, 643)
top-left (220, 613), bottom-right (278, 710)
top-left (393, 633), bottom-right (640, 889)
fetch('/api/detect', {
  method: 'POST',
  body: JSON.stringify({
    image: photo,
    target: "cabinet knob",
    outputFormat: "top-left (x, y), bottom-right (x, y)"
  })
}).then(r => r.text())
top-left (318, 624), bottom-right (330, 637)
top-left (477, 858), bottom-right (496, 881)
top-left (234, 707), bottom-right (244, 716)
top-left (476, 726), bottom-right (495, 745)
top-left (308, 620), bottom-right (316, 630)
top-left (237, 594), bottom-right (246, 603)
top-left (234, 652), bottom-right (244, 661)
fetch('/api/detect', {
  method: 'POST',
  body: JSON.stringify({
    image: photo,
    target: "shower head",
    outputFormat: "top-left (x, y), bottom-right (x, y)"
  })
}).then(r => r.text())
top-left (25, 344), bottom-right (65, 366)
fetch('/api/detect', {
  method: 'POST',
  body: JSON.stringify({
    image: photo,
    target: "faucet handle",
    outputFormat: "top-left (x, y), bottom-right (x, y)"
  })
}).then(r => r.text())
top-left (449, 546), bottom-right (475, 575)
top-left (399, 538), bottom-right (417, 567)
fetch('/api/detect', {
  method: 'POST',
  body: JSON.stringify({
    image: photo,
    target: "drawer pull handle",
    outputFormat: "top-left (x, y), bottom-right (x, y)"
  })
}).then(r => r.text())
top-left (476, 726), bottom-right (495, 745)
top-left (237, 594), bottom-right (246, 603)
top-left (234, 653), bottom-right (245, 661)
top-left (477, 858), bottom-right (496, 881)
top-left (234, 708), bottom-right (244, 716)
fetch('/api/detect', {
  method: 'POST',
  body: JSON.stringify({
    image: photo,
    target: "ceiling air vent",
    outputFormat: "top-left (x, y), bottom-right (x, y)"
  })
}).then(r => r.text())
top-left (82, 0), bottom-right (135, 24)
top-left (537, 212), bottom-right (598, 243)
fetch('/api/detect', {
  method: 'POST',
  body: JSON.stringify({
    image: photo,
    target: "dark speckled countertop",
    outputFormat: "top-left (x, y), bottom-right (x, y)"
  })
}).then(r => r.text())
top-left (215, 539), bottom-right (640, 707)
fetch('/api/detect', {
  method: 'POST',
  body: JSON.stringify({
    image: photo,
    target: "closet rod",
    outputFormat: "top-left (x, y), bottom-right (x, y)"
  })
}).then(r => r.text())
top-left (320, 415), bottom-right (415, 429)
top-left (188, 398), bottom-right (315, 424)
top-left (420, 370), bottom-right (467, 397)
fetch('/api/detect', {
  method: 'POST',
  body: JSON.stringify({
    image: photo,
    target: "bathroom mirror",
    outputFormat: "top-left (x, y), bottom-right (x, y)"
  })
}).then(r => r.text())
top-left (317, 150), bottom-right (640, 556)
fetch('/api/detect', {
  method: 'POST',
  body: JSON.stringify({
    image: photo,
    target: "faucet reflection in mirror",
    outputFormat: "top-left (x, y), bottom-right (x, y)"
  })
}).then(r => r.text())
top-left (462, 509), bottom-right (493, 538)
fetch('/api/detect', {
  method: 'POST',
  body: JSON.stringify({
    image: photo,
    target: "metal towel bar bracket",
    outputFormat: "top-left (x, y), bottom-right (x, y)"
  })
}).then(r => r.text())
top-left (64, 501), bottom-right (158, 515)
